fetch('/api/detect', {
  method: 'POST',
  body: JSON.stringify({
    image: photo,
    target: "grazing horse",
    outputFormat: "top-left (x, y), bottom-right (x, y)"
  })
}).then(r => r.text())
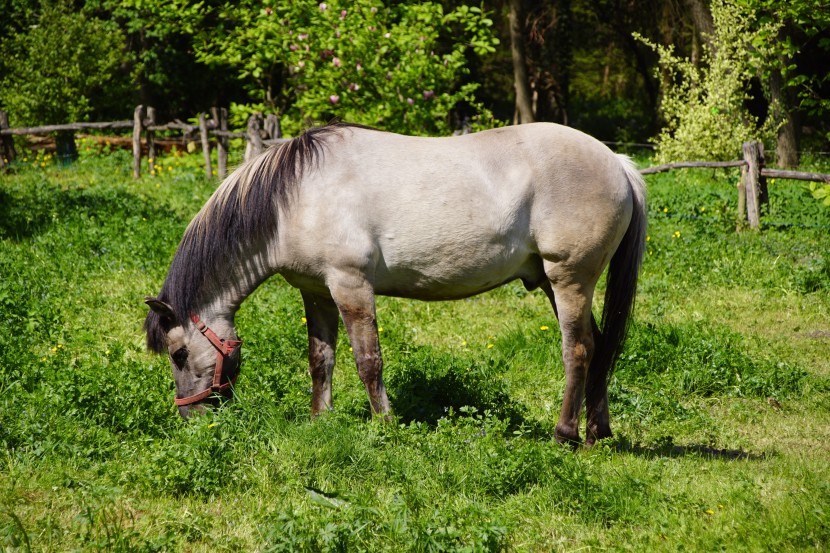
top-left (144, 122), bottom-right (646, 445)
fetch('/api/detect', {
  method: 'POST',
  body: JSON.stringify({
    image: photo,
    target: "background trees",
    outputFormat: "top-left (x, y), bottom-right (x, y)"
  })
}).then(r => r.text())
top-left (0, 0), bottom-right (828, 160)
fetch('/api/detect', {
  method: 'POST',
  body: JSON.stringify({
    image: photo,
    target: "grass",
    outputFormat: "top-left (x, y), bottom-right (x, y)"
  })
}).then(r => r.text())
top-left (1, 142), bottom-right (829, 551)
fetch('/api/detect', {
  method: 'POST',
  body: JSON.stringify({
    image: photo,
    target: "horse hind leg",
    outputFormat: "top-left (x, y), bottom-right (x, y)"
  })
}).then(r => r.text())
top-left (301, 291), bottom-right (340, 416)
top-left (541, 279), bottom-right (595, 446)
top-left (585, 315), bottom-right (612, 445)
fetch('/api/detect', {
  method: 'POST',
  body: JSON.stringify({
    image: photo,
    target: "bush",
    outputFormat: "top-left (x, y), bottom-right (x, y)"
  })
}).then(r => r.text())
top-left (0, 1), bottom-right (130, 126)
top-left (636, 0), bottom-right (781, 162)
top-left (195, 0), bottom-right (501, 135)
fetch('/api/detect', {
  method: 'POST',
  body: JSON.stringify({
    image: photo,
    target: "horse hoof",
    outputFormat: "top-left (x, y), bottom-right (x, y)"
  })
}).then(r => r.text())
top-left (586, 425), bottom-right (612, 447)
top-left (555, 424), bottom-right (581, 448)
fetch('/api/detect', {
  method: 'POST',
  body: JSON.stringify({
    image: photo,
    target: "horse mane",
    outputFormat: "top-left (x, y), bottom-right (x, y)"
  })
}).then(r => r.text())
top-left (144, 122), bottom-right (368, 352)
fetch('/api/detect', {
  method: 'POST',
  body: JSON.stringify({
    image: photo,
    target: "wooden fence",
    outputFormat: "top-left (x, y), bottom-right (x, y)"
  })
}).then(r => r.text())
top-left (2, 110), bottom-right (829, 229)
top-left (642, 141), bottom-right (830, 228)
top-left (0, 106), bottom-right (287, 180)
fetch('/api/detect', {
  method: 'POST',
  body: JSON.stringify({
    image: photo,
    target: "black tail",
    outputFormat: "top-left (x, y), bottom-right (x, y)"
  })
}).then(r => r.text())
top-left (590, 156), bottom-right (647, 386)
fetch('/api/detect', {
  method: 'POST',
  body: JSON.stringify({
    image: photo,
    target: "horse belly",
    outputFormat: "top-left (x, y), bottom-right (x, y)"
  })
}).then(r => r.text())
top-left (372, 235), bottom-right (542, 300)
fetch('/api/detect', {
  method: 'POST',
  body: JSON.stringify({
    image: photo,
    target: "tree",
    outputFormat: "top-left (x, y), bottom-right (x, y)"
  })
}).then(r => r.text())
top-left (189, 0), bottom-right (500, 136)
top-left (508, 0), bottom-right (536, 123)
top-left (742, 0), bottom-right (830, 167)
top-left (637, 0), bottom-right (782, 162)
top-left (0, 1), bottom-right (129, 126)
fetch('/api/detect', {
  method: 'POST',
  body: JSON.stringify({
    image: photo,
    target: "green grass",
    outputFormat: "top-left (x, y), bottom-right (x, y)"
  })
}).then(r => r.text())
top-left (1, 145), bottom-right (829, 551)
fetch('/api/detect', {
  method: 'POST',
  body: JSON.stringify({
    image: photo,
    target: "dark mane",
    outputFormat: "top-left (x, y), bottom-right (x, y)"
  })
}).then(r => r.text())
top-left (144, 122), bottom-right (367, 352)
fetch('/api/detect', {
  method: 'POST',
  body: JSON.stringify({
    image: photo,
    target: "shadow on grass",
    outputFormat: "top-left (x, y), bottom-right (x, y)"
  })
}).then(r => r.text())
top-left (608, 436), bottom-right (767, 461)
top-left (387, 347), bottom-right (550, 435)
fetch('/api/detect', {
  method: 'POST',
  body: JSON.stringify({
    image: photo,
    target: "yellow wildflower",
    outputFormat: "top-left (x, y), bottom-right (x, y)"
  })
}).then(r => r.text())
top-left (540, 325), bottom-right (549, 331)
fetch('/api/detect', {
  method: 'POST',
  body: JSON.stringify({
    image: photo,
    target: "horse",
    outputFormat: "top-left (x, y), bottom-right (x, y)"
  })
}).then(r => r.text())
top-left (144, 122), bottom-right (646, 445)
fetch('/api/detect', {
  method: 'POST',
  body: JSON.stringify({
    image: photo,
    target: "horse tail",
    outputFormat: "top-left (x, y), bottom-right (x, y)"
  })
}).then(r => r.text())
top-left (590, 155), bottom-right (647, 386)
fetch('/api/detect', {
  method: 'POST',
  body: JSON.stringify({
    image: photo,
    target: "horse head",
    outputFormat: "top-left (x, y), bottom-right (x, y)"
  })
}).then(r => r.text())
top-left (145, 297), bottom-right (241, 418)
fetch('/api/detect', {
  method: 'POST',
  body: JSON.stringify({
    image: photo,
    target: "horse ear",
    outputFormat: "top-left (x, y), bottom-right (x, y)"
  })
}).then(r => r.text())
top-left (145, 296), bottom-right (178, 325)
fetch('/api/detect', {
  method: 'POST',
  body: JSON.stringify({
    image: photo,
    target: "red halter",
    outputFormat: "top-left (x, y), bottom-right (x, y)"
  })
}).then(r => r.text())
top-left (174, 313), bottom-right (242, 407)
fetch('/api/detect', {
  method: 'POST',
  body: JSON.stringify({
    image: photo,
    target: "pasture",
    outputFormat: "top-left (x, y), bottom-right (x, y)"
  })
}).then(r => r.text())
top-left (1, 143), bottom-right (829, 551)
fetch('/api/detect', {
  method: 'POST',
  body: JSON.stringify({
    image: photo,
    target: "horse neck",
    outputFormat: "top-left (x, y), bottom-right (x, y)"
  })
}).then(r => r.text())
top-left (197, 243), bottom-right (277, 326)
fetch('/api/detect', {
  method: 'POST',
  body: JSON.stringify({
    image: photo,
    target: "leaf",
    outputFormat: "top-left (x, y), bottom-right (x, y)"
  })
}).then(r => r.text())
top-left (305, 487), bottom-right (350, 509)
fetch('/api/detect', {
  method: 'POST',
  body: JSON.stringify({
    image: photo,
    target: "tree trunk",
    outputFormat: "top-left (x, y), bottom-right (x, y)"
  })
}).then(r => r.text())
top-left (682, 0), bottom-right (715, 54)
top-left (770, 65), bottom-right (799, 168)
top-left (509, 0), bottom-right (536, 124)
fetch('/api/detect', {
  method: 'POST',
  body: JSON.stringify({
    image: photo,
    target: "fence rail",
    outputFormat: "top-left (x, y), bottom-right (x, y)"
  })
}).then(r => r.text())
top-left (0, 105), bottom-right (286, 179)
top-left (2, 112), bottom-right (829, 230)
top-left (638, 141), bottom-right (830, 229)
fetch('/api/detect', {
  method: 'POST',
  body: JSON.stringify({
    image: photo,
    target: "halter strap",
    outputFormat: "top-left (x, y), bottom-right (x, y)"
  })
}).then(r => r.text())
top-left (174, 313), bottom-right (242, 407)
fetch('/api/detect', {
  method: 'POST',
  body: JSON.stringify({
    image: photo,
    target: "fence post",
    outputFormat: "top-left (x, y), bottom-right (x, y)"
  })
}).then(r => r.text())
top-left (198, 112), bottom-right (213, 179)
top-left (742, 141), bottom-right (764, 229)
top-left (245, 113), bottom-right (264, 162)
top-left (146, 107), bottom-right (157, 175)
top-left (736, 170), bottom-right (747, 230)
top-left (132, 105), bottom-right (144, 179)
top-left (0, 110), bottom-right (17, 168)
top-left (264, 114), bottom-right (281, 140)
top-left (212, 107), bottom-right (229, 180)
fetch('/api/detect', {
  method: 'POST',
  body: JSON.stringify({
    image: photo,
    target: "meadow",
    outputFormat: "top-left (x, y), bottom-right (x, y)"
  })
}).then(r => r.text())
top-left (1, 141), bottom-right (829, 551)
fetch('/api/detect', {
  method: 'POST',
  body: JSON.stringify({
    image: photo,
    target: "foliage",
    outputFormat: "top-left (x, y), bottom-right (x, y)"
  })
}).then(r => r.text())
top-left (740, 0), bottom-right (830, 144)
top-left (636, 0), bottom-right (782, 162)
top-left (1, 149), bottom-right (829, 549)
top-left (190, 0), bottom-right (501, 135)
top-left (808, 181), bottom-right (830, 207)
top-left (0, 1), bottom-right (130, 125)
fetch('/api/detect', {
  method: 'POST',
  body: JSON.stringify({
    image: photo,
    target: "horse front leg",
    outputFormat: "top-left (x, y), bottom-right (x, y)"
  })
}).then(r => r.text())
top-left (329, 279), bottom-right (391, 417)
top-left (301, 291), bottom-right (340, 416)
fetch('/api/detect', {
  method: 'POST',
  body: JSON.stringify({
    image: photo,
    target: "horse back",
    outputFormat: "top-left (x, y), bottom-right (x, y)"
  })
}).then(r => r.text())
top-left (275, 124), bottom-right (634, 298)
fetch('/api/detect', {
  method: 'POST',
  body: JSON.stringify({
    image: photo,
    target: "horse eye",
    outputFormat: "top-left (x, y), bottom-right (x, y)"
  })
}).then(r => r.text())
top-left (171, 347), bottom-right (188, 369)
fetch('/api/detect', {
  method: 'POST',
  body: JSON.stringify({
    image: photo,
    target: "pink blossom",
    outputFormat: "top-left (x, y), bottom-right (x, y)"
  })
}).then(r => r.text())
top-left (340, 10), bottom-right (347, 19)
top-left (319, 3), bottom-right (327, 11)
top-left (348, 82), bottom-right (360, 91)
top-left (332, 57), bottom-right (341, 67)
top-left (368, 26), bottom-right (376, 31)
top-left (406, 98), bottom-right (414, 105)
top-left (329, 95), bottom-right (340, 104)
top-left (370, 7), bottom-right (377, 13)
top-left (289, 44), bottom-right (298, 51)
top-left (298, 33), bottom-right (308, 40)
top-left (423, 90), bottom-right (434, 99)
top-left (356, 62), bottom-right (363, 71)
top-left (335, 30), bottom-right (341, 38)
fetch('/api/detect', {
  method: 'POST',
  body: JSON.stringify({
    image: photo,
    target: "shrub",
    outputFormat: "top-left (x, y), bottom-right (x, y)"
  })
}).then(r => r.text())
top-left (0, 1), bottom-right (129, 126)
top-left (195, 0), bottom-right (501, 135)
top-left (636, 0), bottom-right (781, 162)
